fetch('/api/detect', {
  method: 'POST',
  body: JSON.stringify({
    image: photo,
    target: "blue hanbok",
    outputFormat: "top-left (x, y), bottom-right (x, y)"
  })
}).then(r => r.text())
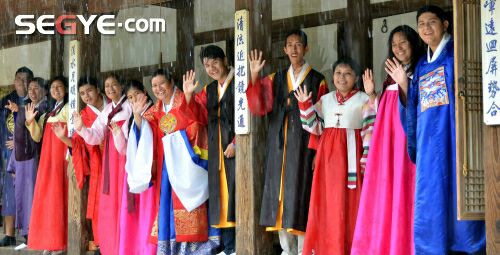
top-left (400, 34), bottom-right (486, 254)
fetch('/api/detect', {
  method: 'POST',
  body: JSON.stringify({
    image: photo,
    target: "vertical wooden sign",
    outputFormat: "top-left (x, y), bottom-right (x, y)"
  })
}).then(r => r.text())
top-left (482, 0), bottom-right (500, 125)
top-left (234, 9), bottom-right (250, 135)
top-left (68, 40), bottom-right (81, 136)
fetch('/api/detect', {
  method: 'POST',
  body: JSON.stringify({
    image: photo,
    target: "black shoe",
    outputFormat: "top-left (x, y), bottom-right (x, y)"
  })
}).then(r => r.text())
top-left (94, 248), bottom-right (101, 255)
top-left (23, 235), bottom-right (28, 243)
top-left (0, 235), bottom-right (16, 246)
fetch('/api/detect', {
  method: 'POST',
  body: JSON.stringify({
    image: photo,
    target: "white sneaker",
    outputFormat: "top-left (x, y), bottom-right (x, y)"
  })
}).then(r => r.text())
top-left (14, 243), bottom-right (27, 250)
top-left (230, 253), bottom-right (236, 255)
top-left (216, 252), bottom-right (227, 255)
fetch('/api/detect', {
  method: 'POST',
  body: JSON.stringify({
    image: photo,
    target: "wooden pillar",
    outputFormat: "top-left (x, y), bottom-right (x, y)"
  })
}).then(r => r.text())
top-left (234, 0), bottom-right (274, 254)
top-left (343, 0), bottom-right (372, 70)
top-left (51, 32), bottom-right (65, 77)
top-left (66, 2), bottom-right (91, 254)
top-left (485, 126), bottom-right (500, 253)
top-left (79, 17), bottom-right (101, 78)
top-left (175, 0), bottom-right (194, 77)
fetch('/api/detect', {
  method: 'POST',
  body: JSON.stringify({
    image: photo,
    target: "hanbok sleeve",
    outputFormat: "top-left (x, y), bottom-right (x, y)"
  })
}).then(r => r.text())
top-left (360, 96), bottom-right (377, 172)
top-left (78, 112), bottom-right (106, 145)
top-left (113, 121), bottom-right (129, 156)
top-left (246, 74), bottom-right (275, 116)
top-left (125, 120), bottom-right (154, 193)
top-left (307, 79), bottom-right (329, 150)
top-left (178, 90), bottom-right (208, 125)
top-left (71, 133), bottom-right (89, 189)
top-left (298, 97), bottom-right (324, 136)
top-left (26, 113), bottom-right (45, 143)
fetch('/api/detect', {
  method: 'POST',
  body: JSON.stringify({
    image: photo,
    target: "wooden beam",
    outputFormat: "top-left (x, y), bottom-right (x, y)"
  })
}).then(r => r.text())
top-left (337, 21), bottom-right (347, 59)
top-left (0, 0), bottom-right (76, 36)
top-left (67, 157), bottom-right (89, 255)
top-left (78, 15), bottom-right (101, 78)
top-left (101, 61), bottom-right (175, 81)
top-left (234, 0), bottom-right (274, 254)
top-left (194, 28), bottom-right (234, 46)
top-left (156, 0), bottom-right (191, 9)
top-left (194, 9), bottom-right (346, 46)
top-left (343, 0), bottom-right (372, 70)
top-left (271, 8), bottom-right (345, 42)
top-left (67, 4), bottom-right (92, 253)
top-left (50, 32), bottom-right (64, 78)
top-left (88, 0), bottom-right (173, 14)
top-left (175, 0), bottom-right (194, 73)
top-left (370, 0), bottom-right (453, 19)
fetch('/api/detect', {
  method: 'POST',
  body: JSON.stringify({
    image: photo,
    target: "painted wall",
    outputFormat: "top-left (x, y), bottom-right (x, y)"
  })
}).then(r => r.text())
top-left (303, 23), bottom-right (338, 91)
top-left (272, 0), bottom-right (346, 20)
top-left (100, 6), bottom-right (177, 72)
top-left (194, 0), bottom-right (235, 33)
top-left (0, 40), bottom-right (52, 86)
top-left (194, 0), bottom-right (346, 33)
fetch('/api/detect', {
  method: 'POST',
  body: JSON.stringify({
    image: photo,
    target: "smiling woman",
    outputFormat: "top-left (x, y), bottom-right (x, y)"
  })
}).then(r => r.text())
top-left (294, 57), bottom-right (376, 255)
top-left (74, 73), bottom-right (132, 255)
top-left (26, 76), bottom-right (70, 253)
top-left (351, 25), bottom-right (423, 255)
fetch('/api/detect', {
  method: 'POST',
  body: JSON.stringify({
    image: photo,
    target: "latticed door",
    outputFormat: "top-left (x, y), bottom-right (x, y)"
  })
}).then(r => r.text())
top-left (454, 0), bottom-right (485, 220)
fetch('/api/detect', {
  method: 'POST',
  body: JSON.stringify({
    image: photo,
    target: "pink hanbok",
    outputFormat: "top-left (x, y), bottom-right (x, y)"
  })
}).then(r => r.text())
top-left (351, 82), bottom-right (416, 255)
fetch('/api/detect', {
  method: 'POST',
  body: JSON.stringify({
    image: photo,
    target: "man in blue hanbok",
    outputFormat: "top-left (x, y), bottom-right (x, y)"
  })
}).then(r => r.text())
top-left (387, 5), bottom-right (486, 255)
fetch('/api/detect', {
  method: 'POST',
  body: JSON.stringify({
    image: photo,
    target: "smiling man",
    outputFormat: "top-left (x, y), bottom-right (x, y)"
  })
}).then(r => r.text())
top-left (0, 66), bottom-right (33, 247)
top-left (246, 30), bottom-right (328, 255)
top-left (181, 45), bottom-right (236, 255)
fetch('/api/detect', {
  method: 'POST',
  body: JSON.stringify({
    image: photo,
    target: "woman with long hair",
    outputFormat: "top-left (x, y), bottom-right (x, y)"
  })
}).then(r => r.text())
top-left (74, 73), bottom-right (132, 255)
top-left (351, 25), bottom-right (423, 255)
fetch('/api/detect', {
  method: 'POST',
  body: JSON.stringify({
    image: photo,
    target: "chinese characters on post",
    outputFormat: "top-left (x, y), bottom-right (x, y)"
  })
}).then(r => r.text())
top-left (234, 10), bottom-right (250, 134)
top-left (68, 40), bottom-right (80, 136)
top-left (482, 0), bottom-right (500, 124)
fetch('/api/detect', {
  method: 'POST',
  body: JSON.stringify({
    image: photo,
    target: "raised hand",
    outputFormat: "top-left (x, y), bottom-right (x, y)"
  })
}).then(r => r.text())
top-left (131, 93), bottom-right (148, 116)
top-left (294, 85), bottom-right (312, 103)
top-left (385, 57), bottom-right (408, 93)
top-left (25, 103), bottom-right (38, 125)
top-left (249, 49), bottom-right (266, 84)
top-left (5, 100), bottom-right (19, 113)
top-left (109, 121), bottom-right (121, 136)
top-left (72, 111), bottom-right (84, 131)
top-left (362, 69), bottom-right (376, 96)
top-left (52, 123), bottom-right (67, 139)
top-left (183, 70), bottom-right (199, 103)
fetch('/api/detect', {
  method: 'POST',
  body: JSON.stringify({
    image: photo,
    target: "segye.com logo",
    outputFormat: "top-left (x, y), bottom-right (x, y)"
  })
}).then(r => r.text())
top-left (15, 15), bottom-right (166, 35)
